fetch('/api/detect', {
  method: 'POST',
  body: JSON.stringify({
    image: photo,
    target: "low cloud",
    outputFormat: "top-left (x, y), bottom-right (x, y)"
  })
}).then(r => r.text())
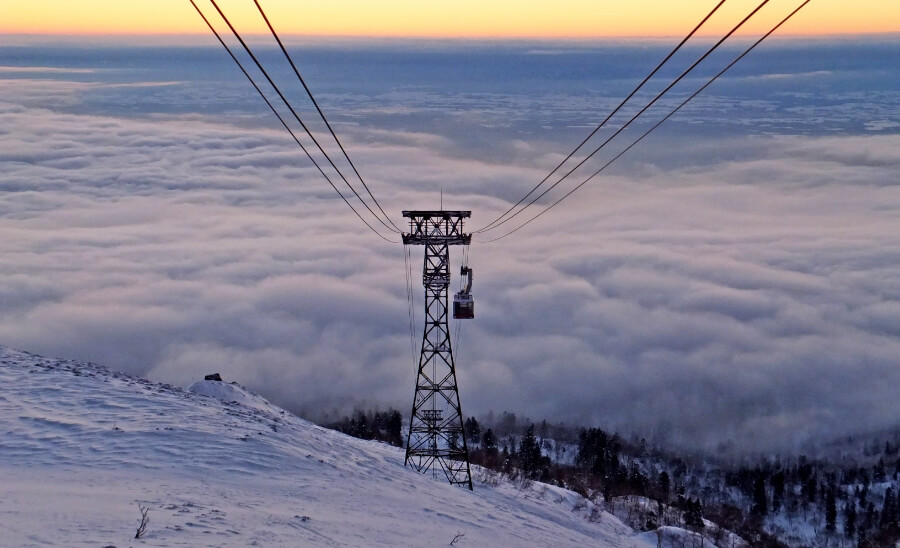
top-left (2, 42), bottom-right (900, 455)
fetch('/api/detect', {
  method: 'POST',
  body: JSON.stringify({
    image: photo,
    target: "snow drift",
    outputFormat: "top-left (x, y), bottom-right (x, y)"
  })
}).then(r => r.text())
top-left (0, 345), bottom-right (657, 547)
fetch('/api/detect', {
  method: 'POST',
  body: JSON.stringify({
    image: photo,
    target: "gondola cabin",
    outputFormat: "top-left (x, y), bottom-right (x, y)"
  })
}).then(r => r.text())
top-left (453, 265), bottom-right (474, 319)
top-left (453, 291), bottom-right (474, 319)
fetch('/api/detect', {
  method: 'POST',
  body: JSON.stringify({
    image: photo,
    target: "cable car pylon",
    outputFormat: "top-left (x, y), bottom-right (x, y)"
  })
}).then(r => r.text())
top-left (402, 210), bottom-right (473, 489)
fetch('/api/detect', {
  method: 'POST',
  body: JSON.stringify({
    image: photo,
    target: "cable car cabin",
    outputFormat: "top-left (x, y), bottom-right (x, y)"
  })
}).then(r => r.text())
top-left (453, 292), bottom-right (474, 319)
top-left (453, 266), bottom-right (474, 319)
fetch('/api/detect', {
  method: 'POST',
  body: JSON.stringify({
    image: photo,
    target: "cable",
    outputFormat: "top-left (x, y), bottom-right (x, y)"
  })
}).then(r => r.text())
top-left (476, 0), bottom-right (728, 233)
top-left (404, 243), bottom-right (419, 372)
top-left (208, 0), bottom-right (397, 234)
top-left (478, 0), bottom-right (772, 235)
top-left (479, 0), bottom-right (814, 243)
top-left (410, 245), bottom-right (419, 367)
top-left (479, 0), bottom-right (768, 234)
top-left (205, 0), bottom-right (400, 236)
top-left (188, 0), bottom-right (397, 243)
top-left (253, 0), bottom-right (402, 233)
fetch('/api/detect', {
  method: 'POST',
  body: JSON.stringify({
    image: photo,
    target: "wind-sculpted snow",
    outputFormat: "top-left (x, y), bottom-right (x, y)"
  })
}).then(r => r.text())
top-left (0, 345), bottom-right (655, 547)
top-left (188, 379), bottom-right (284, 416)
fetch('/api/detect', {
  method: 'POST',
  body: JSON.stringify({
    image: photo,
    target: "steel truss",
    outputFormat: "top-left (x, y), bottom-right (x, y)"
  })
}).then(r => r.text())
top-left (402, 211), bottom-right (473, 490)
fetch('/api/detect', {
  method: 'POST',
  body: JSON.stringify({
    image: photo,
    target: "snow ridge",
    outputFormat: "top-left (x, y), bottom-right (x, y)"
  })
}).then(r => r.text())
top-left (0, 345), bottom-right (653, 547)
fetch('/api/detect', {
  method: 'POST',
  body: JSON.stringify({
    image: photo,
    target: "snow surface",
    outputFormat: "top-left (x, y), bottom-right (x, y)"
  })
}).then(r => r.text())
top-left (187, 379), bottom-right (280, 415)
top-left (0, 346), bottom-right (656, 547)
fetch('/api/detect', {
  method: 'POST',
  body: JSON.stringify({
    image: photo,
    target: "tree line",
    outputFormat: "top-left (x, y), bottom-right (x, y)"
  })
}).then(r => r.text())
top-left (324, 408), bottom-right (900, 547)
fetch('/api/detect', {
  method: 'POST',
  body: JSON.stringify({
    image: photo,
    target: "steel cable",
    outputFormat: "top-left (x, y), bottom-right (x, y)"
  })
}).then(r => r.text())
top-left (253, 0), bottom-right (402, 233)
top-left (188, 0), bottom-right (397, 243)
top-left (404, 243), bottom-right (419, 372)
top-left (478, 0), bottom-right (814, 243)
top-left (204, 0), bottom-right (400, 237)
top-left (478, 0), bottom-right (772, 235)
top-left (476, 0), bottom-right (728, 233)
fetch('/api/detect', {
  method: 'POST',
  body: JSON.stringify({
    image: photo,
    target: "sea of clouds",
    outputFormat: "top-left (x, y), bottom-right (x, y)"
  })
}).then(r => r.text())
top-left (1, 36), bottom-right (898, 453)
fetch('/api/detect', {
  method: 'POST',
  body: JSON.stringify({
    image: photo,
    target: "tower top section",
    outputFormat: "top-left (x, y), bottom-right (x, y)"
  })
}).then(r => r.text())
top-left (401, 211), bottom-right (471, 246)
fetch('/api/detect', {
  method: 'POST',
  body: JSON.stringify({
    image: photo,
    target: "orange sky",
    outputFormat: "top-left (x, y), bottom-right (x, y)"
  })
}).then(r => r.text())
top-left (1, 0), bottom-right (898, 38)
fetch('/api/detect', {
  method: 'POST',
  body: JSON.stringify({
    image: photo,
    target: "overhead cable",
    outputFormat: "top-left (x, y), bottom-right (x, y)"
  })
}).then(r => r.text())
top-left (403, 243), bottom-right (419, 372)
top-left (478, 0), bottom-right (814, 243)
top-left (253, 0), bottom-right (402, 233)
top-left (478, 0), bottom-right (772, 235)
top-left (188, 0), bottom-right (398, 243)
top-left (204, 0), bottom-right (400, 235)
top-left (476, 0), bottom-right (728, 233)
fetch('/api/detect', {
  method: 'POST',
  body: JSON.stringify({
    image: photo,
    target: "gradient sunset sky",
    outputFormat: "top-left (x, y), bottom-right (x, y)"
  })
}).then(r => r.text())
top-left (1, 0), bottom-right (898, 38)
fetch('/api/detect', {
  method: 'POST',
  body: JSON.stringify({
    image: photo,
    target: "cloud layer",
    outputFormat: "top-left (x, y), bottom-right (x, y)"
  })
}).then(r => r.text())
top-left (1, 38), bottom-right (899, 454)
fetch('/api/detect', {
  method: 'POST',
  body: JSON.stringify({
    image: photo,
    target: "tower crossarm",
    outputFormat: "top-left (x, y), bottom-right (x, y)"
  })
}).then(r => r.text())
top-left (401, 211), bottom-right (472, 246)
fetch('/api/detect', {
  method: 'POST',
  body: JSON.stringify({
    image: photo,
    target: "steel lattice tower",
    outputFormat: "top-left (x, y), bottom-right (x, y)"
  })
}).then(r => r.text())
top-left (402, 210), bottom-right (473, 490)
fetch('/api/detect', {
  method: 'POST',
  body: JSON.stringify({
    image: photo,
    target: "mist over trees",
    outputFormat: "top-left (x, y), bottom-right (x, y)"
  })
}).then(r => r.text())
top-left (328, 408), bottom-right (403, 447)
top-left (325, 409), bottom-right (900, 547)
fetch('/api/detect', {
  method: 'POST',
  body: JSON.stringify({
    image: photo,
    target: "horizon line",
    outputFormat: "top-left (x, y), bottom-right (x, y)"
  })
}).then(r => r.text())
top-left (3, 30), bottom-right (899, 41)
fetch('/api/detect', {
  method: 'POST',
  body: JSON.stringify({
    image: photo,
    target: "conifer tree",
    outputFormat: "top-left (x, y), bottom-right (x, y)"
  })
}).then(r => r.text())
top-left (844, 502), bottom-right (857, 539)
top-left (771, 470), bottom-right (785, 512)
top-left (658, 471), bottom-right (671, 504)
top-left (464, 416), bottom-right (480, 444)
top-left (826, 488), bottom-right (837, 534)
top-left (752, 476), bottom-right (768, 517)
top-left (518, 424), bottom-right (544, 479)
top-left (881, 486), bottom-right (895, 527)
top-left (481, 428), bottom-right (497, 452)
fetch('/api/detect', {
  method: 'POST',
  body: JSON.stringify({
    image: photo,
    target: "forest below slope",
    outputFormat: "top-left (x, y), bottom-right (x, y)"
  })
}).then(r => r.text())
top-left (327, 408), bottom-right (900, 547)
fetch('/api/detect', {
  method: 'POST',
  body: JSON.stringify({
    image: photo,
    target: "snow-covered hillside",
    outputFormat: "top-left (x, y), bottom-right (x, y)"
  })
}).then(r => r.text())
top-left (0, 346), bottom-right (656, 547)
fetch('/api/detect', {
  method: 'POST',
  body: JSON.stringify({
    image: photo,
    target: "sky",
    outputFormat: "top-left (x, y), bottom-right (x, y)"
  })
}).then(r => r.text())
top-left (1, 0), bottom-right (899, 37)
top-left (1, 3), bottom-right (900, 456)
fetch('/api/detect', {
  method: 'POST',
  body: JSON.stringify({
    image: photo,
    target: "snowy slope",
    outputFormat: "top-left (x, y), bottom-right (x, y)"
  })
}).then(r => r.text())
top-left (0, 346), bottom-right (654, 547)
